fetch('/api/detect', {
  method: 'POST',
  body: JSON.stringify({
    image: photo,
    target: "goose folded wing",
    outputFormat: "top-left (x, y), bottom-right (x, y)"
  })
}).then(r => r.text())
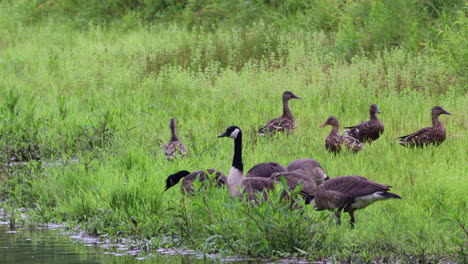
top-left (323, 176), bottom-right (391, 198)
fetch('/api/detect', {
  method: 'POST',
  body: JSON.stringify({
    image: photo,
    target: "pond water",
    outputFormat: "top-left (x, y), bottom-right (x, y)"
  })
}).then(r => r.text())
top-left (0, 223), bottom-right (244, 264)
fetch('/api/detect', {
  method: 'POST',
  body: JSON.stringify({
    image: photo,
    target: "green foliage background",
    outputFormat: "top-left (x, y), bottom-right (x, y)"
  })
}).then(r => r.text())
top-left (0, 0), bottom-right (466, 262)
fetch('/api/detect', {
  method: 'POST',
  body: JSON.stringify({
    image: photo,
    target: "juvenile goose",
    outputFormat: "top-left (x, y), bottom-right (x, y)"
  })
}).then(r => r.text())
top-left (165, 169), bottom-right (226, 195)
top-left (321, 116), bottom-right (363, 154)
top-left (286, 158), bottom-right (329, 186)
top-left (218, 126), bottom-right (314, 202)
top-left (399, 106), bottom-right (452, 147)
top-left (345, 104), bottom-right (384, 143)
top-left (162, 118), bottom-right (188, 160)
top-left (245, 162), bottom-right (286, 178)
top-left (305, 176), bottom-right (401, 228)
top-left (258, 91), bottom-right (302, 135)
top-left (270, 171), bottom-right (317, 200)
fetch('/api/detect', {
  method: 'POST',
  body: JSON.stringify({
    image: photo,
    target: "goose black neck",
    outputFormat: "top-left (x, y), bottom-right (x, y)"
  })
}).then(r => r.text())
top-left (232, 132), bottom-right (244, 172)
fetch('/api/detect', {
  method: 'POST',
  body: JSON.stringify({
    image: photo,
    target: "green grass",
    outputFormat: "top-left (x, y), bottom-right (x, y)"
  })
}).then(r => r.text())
top-left (0, 3), bottom-right (467, 262)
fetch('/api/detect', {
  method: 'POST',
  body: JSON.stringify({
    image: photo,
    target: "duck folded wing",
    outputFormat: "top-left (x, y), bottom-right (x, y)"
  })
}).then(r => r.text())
top-left (399, 127), bottom-right (433, 142)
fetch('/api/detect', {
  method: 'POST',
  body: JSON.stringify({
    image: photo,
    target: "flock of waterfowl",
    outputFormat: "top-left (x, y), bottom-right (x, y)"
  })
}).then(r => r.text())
top-left (162, 91), bottom-right (452, 227)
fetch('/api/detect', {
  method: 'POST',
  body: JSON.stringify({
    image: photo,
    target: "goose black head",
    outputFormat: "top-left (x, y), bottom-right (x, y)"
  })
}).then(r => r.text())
top-left (305, 194), bottom-right (315, 205)
top-left (320, 116), bottom-right (339, 128)
top-left (370, 104), bottom-right (381, 114)
top-left (218, 126), bottom-right (242, 139)
top-left (282, 91), bottom-right (302, 101)
top-left (432, 106), bottom-right (451, 116)
top-left (165, 170), bottom-right (191, 191)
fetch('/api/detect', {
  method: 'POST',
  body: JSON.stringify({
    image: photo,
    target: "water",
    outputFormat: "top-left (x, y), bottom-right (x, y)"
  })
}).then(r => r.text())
top-left (0, 224), bottom-right (230, 264)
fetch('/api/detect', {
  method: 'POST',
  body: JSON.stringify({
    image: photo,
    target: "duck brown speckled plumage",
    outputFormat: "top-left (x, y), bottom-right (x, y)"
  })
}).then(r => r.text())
top-left (258, 91), bottom-right (302, 135)
top-left (399, 106), bottom-right (452, 147)
top-left (321, 116), bottom-right (363, 154)
top-left (165, 169), bottom-right (226, 195)
top-left (345, 104), bottom-right (384, 143)
top-left (162, 118), bottom-right (188, 160)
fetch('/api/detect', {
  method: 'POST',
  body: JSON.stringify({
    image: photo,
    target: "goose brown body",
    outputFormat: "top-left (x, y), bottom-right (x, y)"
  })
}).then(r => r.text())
top-left (245, 162), bottom-right (286, 178)
top-left (163, 118), bottom-right (187, 159)
top-left (219, 126), bottom-right (315, 202)
top-left (321, 116), bottom-right (363, 154)
top-left (165, 169), bottom-right (226, 195)
top-left (258, 91), bottom-right (302, 135)
top-left (345, 104), bottom-right (384, 143)
top-left (399, 106), bottom-right (452, 147)
top-left (286, 159), bottom-right (329, 186)
top-left (307, 175), bottom-right (401, 227)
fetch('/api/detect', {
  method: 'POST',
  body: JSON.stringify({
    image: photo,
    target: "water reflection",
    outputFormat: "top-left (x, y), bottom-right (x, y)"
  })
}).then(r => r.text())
top-left (0, 224), bottom-right (221, 264)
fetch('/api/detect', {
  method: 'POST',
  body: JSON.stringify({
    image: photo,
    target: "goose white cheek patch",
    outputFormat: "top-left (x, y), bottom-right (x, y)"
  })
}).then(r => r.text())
top-left (229, 128), bottom-right (240, 139)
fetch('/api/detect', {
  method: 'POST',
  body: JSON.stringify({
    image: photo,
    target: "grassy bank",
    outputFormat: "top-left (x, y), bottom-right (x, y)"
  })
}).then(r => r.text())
top-left (1, 1), bottom-right (467, 262)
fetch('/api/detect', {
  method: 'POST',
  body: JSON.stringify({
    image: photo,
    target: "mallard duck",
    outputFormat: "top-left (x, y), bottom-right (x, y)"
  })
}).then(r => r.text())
top-left (258, 91), bottom-right (302, 135)
top-left (399, 106), bottom-right (452, 147)
top-left (305, 175), bottom-right (401, 228)
top-left (218, 126), bottom-right (315, 202)
top-left (165, 169), bottom-right (226, 194)
top-left (320, 116), bottom-right (363, 154)
top-left (345, 104), bottom-right (384, 143)
top-left (162, 118), bottom-right (187, 160)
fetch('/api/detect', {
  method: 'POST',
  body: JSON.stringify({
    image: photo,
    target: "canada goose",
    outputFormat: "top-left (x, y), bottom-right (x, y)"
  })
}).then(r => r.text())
top-left (245, 162), bottom-right (286, 178)
top-left (399, 106), bottom-right (452, 147)
top-left (305, 175), bottom-right (401, 228)
top-left (258, 91), bottom-right (302, 135)
top-left (286, 158), bottom-right (329, 186)
top-left (270, 171), bottom-right (317, 200)
top-left (344, 104), bottom-right (384, 143)
top-left (162, 118), bottom-right (187, 160)
top-left (165, 169), bottom-right (226, 195)
top-left (218, 126), bottom-right (314, 201)
top-left (321, 116), bottom-right (363, 154)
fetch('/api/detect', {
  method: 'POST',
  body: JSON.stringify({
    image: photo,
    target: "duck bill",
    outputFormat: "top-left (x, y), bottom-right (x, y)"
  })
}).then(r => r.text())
top-left (293, 95), bottom-right (302, 99)
top-left (443, 110), bottom-right (452, 115)
top-left (376, 108), bottom-right (382, 114)
top-left (320, 123), bottom-right (328, 127)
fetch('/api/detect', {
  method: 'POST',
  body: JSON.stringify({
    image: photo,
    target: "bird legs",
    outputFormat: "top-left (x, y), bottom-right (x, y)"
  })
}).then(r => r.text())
top-left (334, 209), bottom-right (356, 228)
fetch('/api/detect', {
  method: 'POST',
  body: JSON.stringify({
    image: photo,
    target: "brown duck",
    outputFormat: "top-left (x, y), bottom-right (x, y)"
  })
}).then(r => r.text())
top-left (399, 106), bottom-right (451, 147)
top-left (258, 91), bottom-right (302, 135)
top-left (321, 116), bottom-right (363, 154)
top-left (162, 118), bottom-right (188, 160)
top-left (345, 104), bottom-right (384, 143)
top-left (305, 175), bottom-right (401, 228)
top-left (165, 169), bottom-right (226, 195)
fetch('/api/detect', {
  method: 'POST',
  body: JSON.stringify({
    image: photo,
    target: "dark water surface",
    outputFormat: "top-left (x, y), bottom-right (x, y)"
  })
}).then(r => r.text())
top-left (0, 223), bottom-right (231, 264)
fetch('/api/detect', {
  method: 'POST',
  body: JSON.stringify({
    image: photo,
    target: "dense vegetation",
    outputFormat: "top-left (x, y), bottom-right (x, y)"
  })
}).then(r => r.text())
top-left (0, 0), bottom-right (466, 262)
